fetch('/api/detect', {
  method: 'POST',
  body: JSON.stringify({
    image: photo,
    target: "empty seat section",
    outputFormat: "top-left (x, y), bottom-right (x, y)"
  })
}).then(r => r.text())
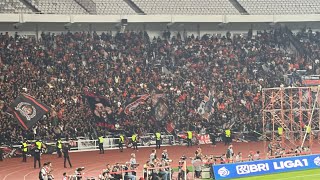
top-left (91, 0), bottom-right (136, 15)
top-left (131, 0), bottom-right (240, 15)
top-left (238, 0), bottom-right (320, 15)
top-left (26, 0), bottom-right (88, 14)
top-left (0, 0), bottom-right (33, 13)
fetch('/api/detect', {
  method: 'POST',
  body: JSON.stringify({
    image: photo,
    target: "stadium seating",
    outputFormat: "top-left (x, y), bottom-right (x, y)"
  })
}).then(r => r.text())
top-left (1, 0), bottom-right (320, 15)
top-left (131, 0), bottom-right (240, 15)
top-left (91, 0), bottom-right (137, 15)
top-left (0, 0), bottom-right (33, 13)
top-left (26, 0), bottom-right (88, 14)
top-left (238, 0), bottom-right (320, 15)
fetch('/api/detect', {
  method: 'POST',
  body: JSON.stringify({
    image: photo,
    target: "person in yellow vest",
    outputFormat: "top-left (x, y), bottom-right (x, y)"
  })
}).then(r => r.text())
top-left (56, 138), bottom-right (62, 158)
top-left (305, 125), bottom-right (311, 140)
top-left (187, 131), bottom-right (193, 147)
top-left (278, 127), bottom-right (283, 136)
top-left (225, 129), bottom-right (231, 146)
top-left (119, 134), bottom-right (125, 152)
top-left (306, 125), bottom-right (311, 133)
top-left (98, 135), bottom-right (104, 154)
top-left (132, 133), bottom-right (138, 150)
top-left (155, 131), bottom-right (161, 149)
top-left (34, 139), bottom-right (42, 168)
top-left (21, 139), bottom-right (28, 162)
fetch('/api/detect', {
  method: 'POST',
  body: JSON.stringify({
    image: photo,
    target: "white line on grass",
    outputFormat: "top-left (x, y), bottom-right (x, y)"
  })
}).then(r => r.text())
top-left (277, 173), bottom-right (320, 180)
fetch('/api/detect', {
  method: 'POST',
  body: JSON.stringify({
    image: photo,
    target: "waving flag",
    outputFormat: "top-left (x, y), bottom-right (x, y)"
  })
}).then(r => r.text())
top-left (154, 98), bottom-right (169, 121)
top-left (10, 94), bottom-right (50, 130)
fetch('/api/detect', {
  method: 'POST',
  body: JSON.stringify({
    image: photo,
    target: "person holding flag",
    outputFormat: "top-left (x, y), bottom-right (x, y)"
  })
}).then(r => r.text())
top-left (119, 133), bottom-right (125, 152)
top-left (98, 135), bottom-right (104, 154)
top-left (21, 139), bottom-right (28, 162)
top-left (155, 131), bottom-right (161, 149)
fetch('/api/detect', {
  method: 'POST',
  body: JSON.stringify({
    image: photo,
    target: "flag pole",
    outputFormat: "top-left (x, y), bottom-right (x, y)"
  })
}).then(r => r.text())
top-left (301, 86), bottom-right (320, 148)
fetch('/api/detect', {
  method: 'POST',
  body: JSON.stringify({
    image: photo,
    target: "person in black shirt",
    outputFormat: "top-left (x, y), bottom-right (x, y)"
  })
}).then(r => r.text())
top-left (0, 147), bottom-right (3, 161)
top-left (62, 143), bottom-right (72, 168)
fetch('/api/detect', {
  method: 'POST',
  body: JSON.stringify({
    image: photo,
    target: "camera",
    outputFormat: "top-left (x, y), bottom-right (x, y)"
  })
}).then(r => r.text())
top-left (76, 167), bottom-right (85, 171)
top-left (180, 155), bottom-right (187, 160)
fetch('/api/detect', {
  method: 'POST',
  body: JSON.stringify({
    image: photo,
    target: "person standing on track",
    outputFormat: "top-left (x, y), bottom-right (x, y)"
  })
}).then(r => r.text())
top-left (98, 135), bottom-right (104, 154)
top-left (56, 138), bottom-right (62, 158)
top-left (21, 139), bottom-right (28, 162)
top-left (34, 139), bottom-right (42, 168)
top-left (155, 131), bottom-right (161, 149)
top-left (0, 147), bottom-right (3, 161)
top-left (63, 143), bottom-right (72, 168)
top-left (225, 128), bottom-right (231, 146)
top-left (132, 133), bottom-right (138, 150)
top-left (187, 131), bottom-right (193, 147)
top-left (119, 134), bottom-right (125, 152)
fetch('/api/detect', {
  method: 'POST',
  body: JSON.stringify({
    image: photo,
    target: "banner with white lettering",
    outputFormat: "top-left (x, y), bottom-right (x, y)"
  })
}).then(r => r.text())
top-left (78, 140), bottom-right (96, 150)
top-left (212, 154), bottom-right (320, 180)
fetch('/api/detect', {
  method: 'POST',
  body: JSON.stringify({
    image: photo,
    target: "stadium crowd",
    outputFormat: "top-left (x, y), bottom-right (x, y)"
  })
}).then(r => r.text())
top-left (0, 26), bottom-right (316, 145)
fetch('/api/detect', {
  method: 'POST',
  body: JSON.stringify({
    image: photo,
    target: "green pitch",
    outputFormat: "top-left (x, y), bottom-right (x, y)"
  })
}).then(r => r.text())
top-left (233, 168), bottom-right (320, 180)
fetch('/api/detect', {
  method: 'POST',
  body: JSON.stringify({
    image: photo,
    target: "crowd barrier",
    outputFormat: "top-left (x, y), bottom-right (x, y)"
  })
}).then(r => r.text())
top-left (1, 134), bottom-right (176, 156)
top-left (212, 154), bottom-right (320, 180)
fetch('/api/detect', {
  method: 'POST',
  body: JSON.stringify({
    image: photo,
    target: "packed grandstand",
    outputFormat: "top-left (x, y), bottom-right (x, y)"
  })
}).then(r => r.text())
top-left (1, 0), bottom-right (320, 180)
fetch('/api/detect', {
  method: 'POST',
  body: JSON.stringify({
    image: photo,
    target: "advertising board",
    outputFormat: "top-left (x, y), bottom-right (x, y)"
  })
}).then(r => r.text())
top-left (212, 154), bottom-right (320, 179)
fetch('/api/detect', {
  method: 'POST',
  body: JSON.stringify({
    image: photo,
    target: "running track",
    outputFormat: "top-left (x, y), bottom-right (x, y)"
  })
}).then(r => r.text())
top-left (0, 141), bottom-right (318, 180)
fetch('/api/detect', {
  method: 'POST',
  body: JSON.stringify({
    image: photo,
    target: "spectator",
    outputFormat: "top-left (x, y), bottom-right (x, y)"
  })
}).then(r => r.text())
top-left (0, 27), bottom-right (315, 144)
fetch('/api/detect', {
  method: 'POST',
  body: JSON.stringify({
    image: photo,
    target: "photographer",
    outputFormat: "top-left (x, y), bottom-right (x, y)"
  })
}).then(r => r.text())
top-left (161, 149), bottom-right (172, 163)
top-left (158, 164), bottom-right (170, 180)
top-left (99, 164), bottom-right (113, 180)
top-left (39, 162), bottom-right (54, 180)
top-left (111, 163), bottom-right (122, 180)
top-left (124, 162), bottom-right (136, 180)
top-left (74, 167), bottom-right (85, 180)
top-left (192, 156), bottom-right (203, 179)
top-left (177, 156), bottom-right (187, 180)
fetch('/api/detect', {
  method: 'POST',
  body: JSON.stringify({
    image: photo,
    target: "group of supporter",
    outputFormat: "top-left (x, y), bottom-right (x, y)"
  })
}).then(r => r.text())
top-left (0, 26), bottom-right (317, 144)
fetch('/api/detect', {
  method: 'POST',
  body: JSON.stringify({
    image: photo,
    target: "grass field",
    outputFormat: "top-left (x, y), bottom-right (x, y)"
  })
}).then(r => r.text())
top-left (235, 168), bottom-right (320, 180)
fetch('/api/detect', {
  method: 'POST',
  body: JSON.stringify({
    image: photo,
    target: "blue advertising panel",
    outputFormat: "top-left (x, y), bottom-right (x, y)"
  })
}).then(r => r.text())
top-left (212, 154), bottom-right (320, 179)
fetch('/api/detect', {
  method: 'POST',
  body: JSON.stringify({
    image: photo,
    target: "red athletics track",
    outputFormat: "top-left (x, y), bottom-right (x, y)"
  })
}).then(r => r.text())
top-left (0, 141), bottom-right (319, 180)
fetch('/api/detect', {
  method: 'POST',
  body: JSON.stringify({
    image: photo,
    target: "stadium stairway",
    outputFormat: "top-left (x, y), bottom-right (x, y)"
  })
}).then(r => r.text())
top-left (229, 0), bottom-right (248, 15)
top-left (124, 0), bottom-right (145, 15)
top-left (74, 0), bottom-right (96, 14)
top-left (282, 25), bottom-right (310, 59)
top-left (19, 0), bottom-right (40, 13)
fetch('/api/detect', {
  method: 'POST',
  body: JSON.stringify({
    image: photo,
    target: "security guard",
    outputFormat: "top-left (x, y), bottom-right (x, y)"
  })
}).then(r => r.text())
top-left (155, 131), bottom-right (161, 149)
top-left (34, 139), bottom-right (42, 168)
top-left (187, 131), bottom-right (193, 147)
top-left (119, 134), bottom-right (125, 152)
top-left (56, 139), bottom-right (62, 158)
top-left (132, 133), bottom-right (138, 150)
top-left (225, 129), bottom-right (231, 146)
top-left (98, 135), bottom-right (104, 154)
top-left (21, 139), bottom-right (28, 162)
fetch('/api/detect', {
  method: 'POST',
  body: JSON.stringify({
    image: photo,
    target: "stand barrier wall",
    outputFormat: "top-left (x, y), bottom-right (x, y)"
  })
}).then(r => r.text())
top-left (75, 135), bottom-right (176, 151)
top-left (212, 154), bottom-right (320, 180)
